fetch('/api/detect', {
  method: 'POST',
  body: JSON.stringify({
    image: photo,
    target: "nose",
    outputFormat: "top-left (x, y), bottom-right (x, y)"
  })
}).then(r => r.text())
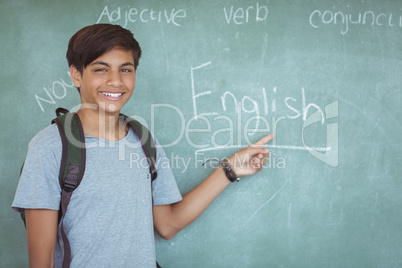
top-left (106, 70), bottom-right (123, 87)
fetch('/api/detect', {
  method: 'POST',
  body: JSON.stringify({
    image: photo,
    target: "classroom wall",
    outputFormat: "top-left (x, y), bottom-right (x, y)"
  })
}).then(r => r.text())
top-left (1, 0), bottom-right (401, 267)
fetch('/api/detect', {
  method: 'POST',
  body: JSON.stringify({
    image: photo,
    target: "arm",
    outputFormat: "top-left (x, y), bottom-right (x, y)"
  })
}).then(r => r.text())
top-left (153, 134), bottom-right (274, 240)
top-left (25, 209), bottom-right (58, 268)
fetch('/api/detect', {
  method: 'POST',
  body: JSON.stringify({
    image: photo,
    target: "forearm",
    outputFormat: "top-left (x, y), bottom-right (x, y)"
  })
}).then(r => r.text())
top-left (173, 166), bottom-right (231, 226)
top-left (25, 209), bottom-right (58, 268)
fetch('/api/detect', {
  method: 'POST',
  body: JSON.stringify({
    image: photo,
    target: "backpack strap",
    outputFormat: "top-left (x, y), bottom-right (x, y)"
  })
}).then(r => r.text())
top-left (52, 111), bottom-right (86, 190)
top-left (52, 110), bottom-right (86, 268)
top-left (55, 107), bottom-right (70, 117)
top-left (119, 114), bottom-right (158, 181)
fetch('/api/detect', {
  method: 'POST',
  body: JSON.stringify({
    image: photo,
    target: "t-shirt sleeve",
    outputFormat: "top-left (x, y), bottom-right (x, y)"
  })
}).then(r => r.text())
top-left (12, 125), bottom-right (62, 213)
top-left (151, 139), bottom-right (182, 206)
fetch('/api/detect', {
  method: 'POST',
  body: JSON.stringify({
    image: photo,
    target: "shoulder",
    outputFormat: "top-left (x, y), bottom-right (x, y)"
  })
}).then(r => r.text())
top-left (28, 124), bottom-right (62, 154)
top-left (13, 125), bottom-right (62, 212)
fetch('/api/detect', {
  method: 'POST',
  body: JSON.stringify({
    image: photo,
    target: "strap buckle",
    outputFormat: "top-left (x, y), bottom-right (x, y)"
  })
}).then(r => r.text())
top-left (63, 164), bottom-right (80, 192)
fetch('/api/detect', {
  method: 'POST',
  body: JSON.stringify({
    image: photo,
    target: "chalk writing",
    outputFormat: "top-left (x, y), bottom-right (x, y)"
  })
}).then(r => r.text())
top-left (195, 144), bottom-right (331, 154)
top-left (35, 72), bottom-right (75, 112)
top-left (309, 8), bottom-right (402, 35)
top-left (191, 61), bottom-right (326, 127)
top-left (223, 2), bottom-right (268, 24)
top-left (190, 61), bottom-right (337, 165)
top-left (191, 61), bottom-right (218, 119)
top-left (97, 5), bottom-right (187, 27)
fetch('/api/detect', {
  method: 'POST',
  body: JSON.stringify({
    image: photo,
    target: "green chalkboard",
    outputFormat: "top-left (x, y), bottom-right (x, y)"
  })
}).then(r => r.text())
top-left (1, 0), bottom-right (401, 267)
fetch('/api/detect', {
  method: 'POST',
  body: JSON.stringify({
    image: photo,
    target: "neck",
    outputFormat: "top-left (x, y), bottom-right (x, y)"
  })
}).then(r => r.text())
top-left (76, 108), bottom-right (128, 141)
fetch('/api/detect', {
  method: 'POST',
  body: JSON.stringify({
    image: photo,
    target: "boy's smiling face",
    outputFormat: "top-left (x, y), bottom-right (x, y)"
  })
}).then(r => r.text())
top-left (71, 48), bottom-right (136, 116)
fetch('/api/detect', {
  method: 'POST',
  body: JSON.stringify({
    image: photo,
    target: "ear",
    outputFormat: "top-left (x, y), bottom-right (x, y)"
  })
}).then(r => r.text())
top-left (70, 65), bottom-right (82, 88)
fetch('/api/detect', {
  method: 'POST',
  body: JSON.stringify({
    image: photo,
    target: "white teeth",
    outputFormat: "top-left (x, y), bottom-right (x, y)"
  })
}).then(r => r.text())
top-left (101, 92), bottom-right (122, 98)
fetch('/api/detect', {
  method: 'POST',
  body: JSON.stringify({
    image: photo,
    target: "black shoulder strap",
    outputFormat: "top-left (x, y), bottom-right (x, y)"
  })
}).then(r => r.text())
top-left (119, 114), bottom-right (158, 181)
top-left (52, 108), bottom-right (86, 268)
top-left (52, 109), bottom-right (86, 191)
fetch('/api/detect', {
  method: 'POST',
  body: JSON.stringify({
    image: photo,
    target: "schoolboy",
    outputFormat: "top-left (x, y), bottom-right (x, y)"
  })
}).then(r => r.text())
top-left (12, 24), bottom-right (274, 267)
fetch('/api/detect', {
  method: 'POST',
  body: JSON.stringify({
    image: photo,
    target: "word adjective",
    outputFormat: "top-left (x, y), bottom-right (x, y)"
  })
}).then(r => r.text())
top-left (97, 5), bottom-right (187, 27)
top-left (35, 72), bottom-right (75, 112)
top-left (223, 2), bottom-right (268, 24)
top-left (309, 9), bottom-right (402, 35)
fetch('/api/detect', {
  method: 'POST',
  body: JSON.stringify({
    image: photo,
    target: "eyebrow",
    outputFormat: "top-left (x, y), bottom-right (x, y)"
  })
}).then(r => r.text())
top-left (89, 61), bottom-right (135, 67)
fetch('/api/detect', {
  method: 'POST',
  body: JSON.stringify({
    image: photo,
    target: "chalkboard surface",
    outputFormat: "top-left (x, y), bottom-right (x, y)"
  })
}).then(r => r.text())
top-left (1, 1), bottom-right (401, 267)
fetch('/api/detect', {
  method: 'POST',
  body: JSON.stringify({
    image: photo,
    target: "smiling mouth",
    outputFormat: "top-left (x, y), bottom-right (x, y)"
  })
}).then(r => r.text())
top-left (100, 92), bottom-right (124, 98)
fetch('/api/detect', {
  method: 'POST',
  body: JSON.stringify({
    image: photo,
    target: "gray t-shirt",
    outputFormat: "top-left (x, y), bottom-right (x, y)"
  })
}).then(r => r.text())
top-left (12, 124), bottom-right (182, 268)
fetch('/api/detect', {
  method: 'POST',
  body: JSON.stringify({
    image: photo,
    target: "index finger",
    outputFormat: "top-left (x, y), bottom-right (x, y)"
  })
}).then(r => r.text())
top-left (252, 133), bottom-right (275, 147)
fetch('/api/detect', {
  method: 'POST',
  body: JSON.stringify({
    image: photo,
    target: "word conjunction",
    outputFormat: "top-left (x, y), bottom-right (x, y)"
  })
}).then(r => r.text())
top-left (309, 8), bottom-right (402, 35)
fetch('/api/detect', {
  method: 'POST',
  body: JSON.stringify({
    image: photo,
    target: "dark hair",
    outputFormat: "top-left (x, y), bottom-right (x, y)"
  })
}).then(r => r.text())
top-left (66, 24), bottom-right (142, 74)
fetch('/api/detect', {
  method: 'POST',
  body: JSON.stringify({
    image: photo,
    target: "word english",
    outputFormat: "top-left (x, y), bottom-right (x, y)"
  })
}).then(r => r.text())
top-left (191, 62), bottom-right (326, 135)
